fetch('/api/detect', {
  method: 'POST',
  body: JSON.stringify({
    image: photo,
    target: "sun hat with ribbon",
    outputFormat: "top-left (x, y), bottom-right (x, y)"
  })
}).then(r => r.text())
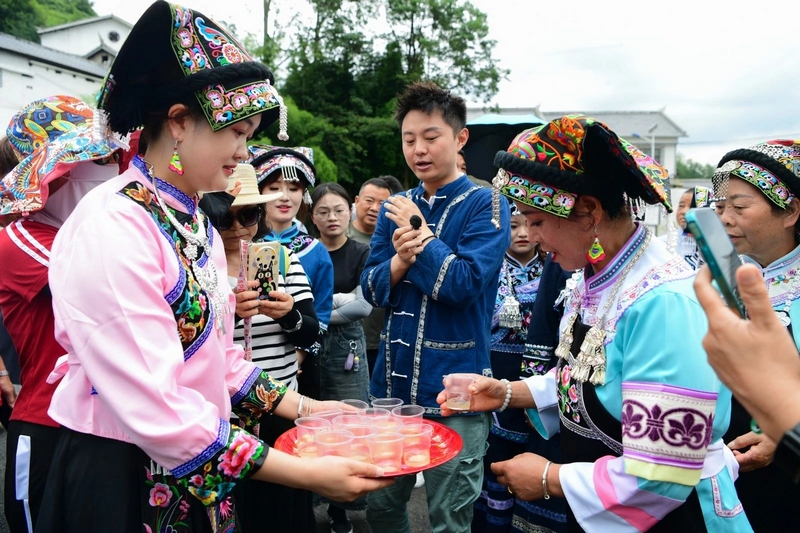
top-left (1, 95), bottom-right (128, 216)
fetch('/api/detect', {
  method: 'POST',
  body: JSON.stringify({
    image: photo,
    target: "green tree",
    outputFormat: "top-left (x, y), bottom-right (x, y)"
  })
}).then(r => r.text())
top-left (0, 0), bottom-right (96, 43)
top-left (676, 154), bottom-right (716, 182)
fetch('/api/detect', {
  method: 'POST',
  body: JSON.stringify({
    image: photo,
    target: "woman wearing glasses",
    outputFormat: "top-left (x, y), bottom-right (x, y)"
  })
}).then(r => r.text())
top-left (310, 182), bottom-right (372, 532)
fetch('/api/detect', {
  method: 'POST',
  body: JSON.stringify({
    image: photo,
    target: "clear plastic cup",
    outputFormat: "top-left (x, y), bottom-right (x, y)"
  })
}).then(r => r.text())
top-left (311, 408), bottom-right (343, 423)
top-left (400, 424), bottom-right (433, 467)
top-left (314, 429), bottom-right (354, 458)
top-left (443, 373), bottom-right (477, 411)
top-left (367, 433), bottom-right (404, 473)
top-left (371, 416), bottom-right (404, 434)
top-left (339, 399), bottom-right (369, 414)
top-left (391, 404), bottom-right (425, 425)
top-left (371, 397), bottom-right (404, 410)
top-left (332, 414), bottom-right (367, 429)
top-left (294, 417), bottom-right (331, 458)
top-left (362, 407), bottom-right (391, 420)
top-left (346, 424), bottom-right (378, 462)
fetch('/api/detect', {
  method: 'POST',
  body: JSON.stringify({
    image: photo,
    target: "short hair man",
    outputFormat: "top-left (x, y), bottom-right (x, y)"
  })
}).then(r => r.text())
top-left (348, 178), bottom-right (392, 244)
top-left (361, 81), bottom-right (510, 532)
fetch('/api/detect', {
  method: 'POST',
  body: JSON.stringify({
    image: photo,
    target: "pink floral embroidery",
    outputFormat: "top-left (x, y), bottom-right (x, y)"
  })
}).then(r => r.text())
top-left (219, 431), bottom-right (260, 478)
top-left (148, 483), bottom-right (172, 508)
top-left (220, 497), bottom-right (234, 519)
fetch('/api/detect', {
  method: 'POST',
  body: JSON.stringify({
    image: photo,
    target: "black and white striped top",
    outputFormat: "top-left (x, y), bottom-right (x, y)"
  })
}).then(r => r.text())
top-left (228, 254), bottom-right (314, 391)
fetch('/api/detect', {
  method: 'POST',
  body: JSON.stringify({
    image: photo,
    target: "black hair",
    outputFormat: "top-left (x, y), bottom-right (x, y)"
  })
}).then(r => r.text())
top-left (312, 182), bottom-right (351, 207)
top-left (0, 137), bottom-right (17, 176)
top-left (139, 99), bottom-right (205, 151)
top-left (379, 175), bottom-right (404, 194)
top-left (359, 177), bottom-right (392, 195)
top-left (395, 81), bottom-right (467, 135)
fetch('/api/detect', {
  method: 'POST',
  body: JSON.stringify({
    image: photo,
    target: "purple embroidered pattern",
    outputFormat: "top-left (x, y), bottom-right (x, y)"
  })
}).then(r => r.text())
top-left (621, 382), bottom-right (717, 469)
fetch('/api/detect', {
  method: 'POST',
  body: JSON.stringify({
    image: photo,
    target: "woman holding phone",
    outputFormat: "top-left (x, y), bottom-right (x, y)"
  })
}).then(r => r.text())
top-left (36, 3), bottom-right (390, 531)
top-left (710, 140), bottom-right (800, 532)
top-left (438, 116), bottom-right (749, 532)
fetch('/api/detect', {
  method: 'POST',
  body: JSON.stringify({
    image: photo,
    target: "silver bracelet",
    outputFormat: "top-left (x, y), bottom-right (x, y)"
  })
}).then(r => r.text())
top-left (497, 379), bottom-right (512, 412)
top-left (282, 310), bottom-right (303, 333)
top-left (542, 460), bottom-right (552, 500)
top-left (0, 370), bottom-right (8, 377)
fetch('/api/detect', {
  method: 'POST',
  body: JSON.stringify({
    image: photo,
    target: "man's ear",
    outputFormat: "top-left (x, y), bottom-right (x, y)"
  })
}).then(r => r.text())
top-left (456, 127), bottom-right (469, 151)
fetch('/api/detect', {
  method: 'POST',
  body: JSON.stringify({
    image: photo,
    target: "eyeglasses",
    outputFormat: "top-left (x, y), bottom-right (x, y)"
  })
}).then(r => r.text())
top-left (313, 208), bottom-right (350, 219)
top-left (219, 205), bottom-right (263, 231)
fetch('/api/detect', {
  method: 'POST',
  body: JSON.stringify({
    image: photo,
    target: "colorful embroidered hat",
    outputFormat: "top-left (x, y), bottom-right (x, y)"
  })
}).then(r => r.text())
top-left (1, 95), bottom-right (128, 216)
top-left (492, 115), bottom-right (671, 221)
top-left (97, 1), bottom-right (287, 139)
top-left (249, 145), bottom-right (316, 204)
top-left (712, 140), bottom-right (800, 209)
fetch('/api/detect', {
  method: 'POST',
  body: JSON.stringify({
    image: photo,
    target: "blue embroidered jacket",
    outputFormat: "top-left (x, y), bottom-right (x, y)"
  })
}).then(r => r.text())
top-left (361, 175), bottom-right (511, 415)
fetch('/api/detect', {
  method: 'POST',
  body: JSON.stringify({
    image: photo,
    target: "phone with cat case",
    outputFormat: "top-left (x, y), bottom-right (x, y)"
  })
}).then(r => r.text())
top-left (247, 241), bottom-right (282, 300)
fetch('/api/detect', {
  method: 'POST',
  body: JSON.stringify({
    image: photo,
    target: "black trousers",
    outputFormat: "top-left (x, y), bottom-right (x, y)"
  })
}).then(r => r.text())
top-left (4, 421), bottom-right (60, 533)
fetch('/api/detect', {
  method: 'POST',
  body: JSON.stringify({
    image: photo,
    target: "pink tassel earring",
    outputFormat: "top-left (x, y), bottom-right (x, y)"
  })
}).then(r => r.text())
top-left (587, 226), bottom-right (606, 264)
top-left (169, 139), bottom-right (184, 175)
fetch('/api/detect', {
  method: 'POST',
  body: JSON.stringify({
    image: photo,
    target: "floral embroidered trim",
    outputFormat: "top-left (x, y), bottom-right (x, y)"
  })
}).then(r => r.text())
top-left (202, 81), bottom-right (281, 131)
top-left (432, 254), bottom-right (456, 300)
top-left (710, 474), bottom-right (744, 518)
top-left (173, 419), bottom-right (231, 478)
top-left (422, 339), bottom-right (476, 350)
top-left (715, 159), bottom-right (794, 208)
top-left (231, 370), bottom-right (287, 431)
top-left (621, 382), bottom-right (716, 471)
top-left (230, 366), bottom-right (261, 405)
top-left (499, 172), bottom-right (577, 219)
top-left (367, 267), bottom-right (377, 305)
top-left (490, 423), bottom-right (529, 443)
top-left (384, 312), bottom-right (394, 397)
top-left (177, 425), bottom-right (266, 507)
top-left (434, 186), bottom-right (479, 235)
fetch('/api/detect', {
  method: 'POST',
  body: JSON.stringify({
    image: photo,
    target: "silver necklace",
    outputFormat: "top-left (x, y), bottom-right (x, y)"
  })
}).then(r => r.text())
top-left (555, 230), bottom-right (652, 385)
top-left (147, 169), bottom-right (229, 334)
top-left (499, 263), bottom-right (523, 331)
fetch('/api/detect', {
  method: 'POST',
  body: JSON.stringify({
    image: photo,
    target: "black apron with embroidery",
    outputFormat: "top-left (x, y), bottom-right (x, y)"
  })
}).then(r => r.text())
top-left (557, 316), bottom-right (703, 532)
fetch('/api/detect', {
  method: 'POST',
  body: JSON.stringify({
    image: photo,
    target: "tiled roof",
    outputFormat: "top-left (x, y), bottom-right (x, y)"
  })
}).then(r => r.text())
top-left (0, 32), bottom-right (107, 78)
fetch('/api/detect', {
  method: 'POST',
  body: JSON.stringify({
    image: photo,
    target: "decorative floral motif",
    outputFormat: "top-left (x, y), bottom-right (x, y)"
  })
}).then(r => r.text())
top-left (148, 483), bottom-right (173, 508)
top-left (557, 363), bottom-right (581, 423)
top-left (497, 170), bottom-right (577, 219)
top-left (231, 369), bottom-right (287, 430)
top-left (621, 382), bottom-right (717, 470)
top-left (714, 159), bottom-right (795, 208)
top-left (120, 181), bottom-right (211, 360)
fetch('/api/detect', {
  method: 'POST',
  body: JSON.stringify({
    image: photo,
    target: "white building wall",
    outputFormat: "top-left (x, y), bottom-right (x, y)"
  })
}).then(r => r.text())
top-left (0, 49), bottom-right (103, 132)
top-left (39, 19), bottom-right (130, 57)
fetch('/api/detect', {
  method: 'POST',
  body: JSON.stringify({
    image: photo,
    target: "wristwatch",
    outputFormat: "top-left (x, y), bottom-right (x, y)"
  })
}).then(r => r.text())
top-left (775, 422), bottom-right (800, 484)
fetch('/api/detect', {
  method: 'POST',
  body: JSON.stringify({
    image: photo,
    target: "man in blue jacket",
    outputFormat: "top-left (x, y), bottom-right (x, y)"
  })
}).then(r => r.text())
top-left (361, 81), bottom-right (510, 533)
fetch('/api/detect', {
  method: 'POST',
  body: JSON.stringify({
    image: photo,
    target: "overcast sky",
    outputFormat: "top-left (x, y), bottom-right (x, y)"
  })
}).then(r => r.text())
top-left (92, 0), bottom-right (800, 166)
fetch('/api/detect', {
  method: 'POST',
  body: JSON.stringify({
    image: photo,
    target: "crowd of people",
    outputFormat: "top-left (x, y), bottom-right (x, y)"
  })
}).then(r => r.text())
top-left (0, 1), bottom-right (797, 532)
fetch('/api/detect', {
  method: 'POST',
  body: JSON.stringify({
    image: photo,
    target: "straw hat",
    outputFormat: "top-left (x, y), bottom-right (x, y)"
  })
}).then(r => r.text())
top-left (230, 164), bottom-right (282, 206)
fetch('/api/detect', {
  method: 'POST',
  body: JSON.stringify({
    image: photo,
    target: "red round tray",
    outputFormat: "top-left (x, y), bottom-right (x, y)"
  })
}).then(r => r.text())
top-left (275, 418), bottom-right (463, 478)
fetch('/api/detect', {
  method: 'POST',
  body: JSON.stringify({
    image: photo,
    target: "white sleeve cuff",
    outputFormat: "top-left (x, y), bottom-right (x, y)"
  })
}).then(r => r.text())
top-left (523, 371), bottom-right (559, 439)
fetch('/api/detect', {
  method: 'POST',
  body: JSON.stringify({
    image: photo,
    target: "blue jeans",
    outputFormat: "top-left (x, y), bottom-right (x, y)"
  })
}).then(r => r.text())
top-left (319, 321), bottom-right (369, 402)
top-left (366, 414), bottom-right (490, 533)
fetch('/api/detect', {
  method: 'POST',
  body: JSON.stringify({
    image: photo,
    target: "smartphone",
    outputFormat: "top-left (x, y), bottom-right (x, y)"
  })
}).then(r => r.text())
top-left (246, 241), bottom-right (281, 300)
top-left (684, 208), bottom-right (746, 317)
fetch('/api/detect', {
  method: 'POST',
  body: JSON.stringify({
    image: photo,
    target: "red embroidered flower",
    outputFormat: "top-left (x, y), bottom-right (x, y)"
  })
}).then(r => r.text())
top-left (148, 483), bottom-right (172, 507)
top-left (219, 431), bottom-right (261, 478)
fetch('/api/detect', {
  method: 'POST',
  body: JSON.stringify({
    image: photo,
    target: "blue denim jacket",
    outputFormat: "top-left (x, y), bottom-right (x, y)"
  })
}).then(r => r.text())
top-left (361, 176), bottom-right (511, 415)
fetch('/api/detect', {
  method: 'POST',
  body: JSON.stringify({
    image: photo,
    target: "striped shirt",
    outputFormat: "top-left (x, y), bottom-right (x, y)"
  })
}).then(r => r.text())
top-left (228, 253), bottom-right (314, 391)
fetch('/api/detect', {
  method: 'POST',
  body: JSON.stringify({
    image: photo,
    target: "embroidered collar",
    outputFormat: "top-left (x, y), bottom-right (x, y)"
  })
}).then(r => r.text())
top-left (585, 224), bottom-right (647, 293)
top-left (131, 155), bottom-right (198, 215)
top-left (267, 222), bottom-right (300, 244)
top-left (744, 243), bottom-right (800, 308)
top-left (505, 252), bottom-right (541, 271)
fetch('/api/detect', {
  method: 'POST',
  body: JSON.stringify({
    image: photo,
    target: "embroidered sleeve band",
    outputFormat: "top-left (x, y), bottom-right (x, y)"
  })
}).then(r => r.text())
top-left (231, 369), bottom-right (287, 431)
top-left (174, 420), bottom-right (267, 506)
top-left (621, 381), bottom-right (717, 486)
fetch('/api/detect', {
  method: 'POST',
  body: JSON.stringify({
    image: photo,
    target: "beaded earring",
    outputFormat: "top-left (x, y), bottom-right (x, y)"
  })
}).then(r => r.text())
top-left (168, 139), bottom-right (184, 175)
top-left (586, 226), bottom-right (606, 264)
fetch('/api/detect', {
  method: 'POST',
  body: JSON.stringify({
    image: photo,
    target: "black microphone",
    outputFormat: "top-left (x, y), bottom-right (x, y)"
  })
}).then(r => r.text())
top-left (409, 215), bottom-right (422, 230)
